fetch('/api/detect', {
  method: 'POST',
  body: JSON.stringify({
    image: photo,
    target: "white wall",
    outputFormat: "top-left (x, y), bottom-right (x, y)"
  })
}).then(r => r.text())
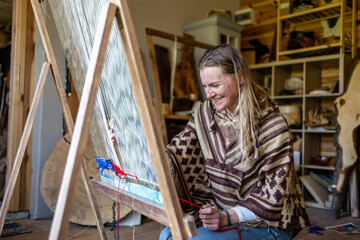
top-left (127, 0), bottom-right (239, 91)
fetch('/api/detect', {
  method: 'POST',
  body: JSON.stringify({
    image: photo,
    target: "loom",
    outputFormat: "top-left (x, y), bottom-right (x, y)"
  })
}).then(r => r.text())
top-left (47, 0), bottom-right (160, 201)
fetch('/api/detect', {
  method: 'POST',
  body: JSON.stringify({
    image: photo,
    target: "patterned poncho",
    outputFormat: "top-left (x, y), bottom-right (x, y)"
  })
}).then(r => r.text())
top-left (166, 100), bottom-right (310, 229)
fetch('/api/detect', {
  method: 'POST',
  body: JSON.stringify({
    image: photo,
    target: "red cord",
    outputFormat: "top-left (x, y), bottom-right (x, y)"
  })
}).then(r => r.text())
top-left (111, 162), bottom-right (138, 180)
top-left (178, 198), bottom-right (241, 240)
top-left (178, 198), bottom-right (204, 209)
top-left (215, 226), bottom-right (242, 240)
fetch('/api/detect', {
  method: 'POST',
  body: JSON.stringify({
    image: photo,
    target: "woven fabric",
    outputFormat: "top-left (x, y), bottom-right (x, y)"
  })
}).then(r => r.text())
top-left (166, 99), bottom-right (310, 229)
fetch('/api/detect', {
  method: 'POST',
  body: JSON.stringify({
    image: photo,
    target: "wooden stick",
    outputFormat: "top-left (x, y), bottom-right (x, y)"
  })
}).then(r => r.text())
top-left (30, 0), bottom-right (74, 133)
top-left (48, 3), bottom-right (117, 239)
top-left (146, 34), bottom-right (168, 144)
top-left (116, 0), bottom-right (196, 238)
top-left (146, 28), bottom-right (214, 49)
top-left (0, 62), bottom-right (50, 234)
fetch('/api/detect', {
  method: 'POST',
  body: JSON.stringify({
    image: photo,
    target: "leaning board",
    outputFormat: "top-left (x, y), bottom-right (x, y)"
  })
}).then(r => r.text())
top-left (47, 0), bottom-right (195, 239)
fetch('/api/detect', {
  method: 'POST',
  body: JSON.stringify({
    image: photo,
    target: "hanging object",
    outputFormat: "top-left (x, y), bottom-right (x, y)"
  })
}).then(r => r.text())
top-left (320, 0), bottom-right (341, 6)
top-left (321, 17), bottom-right (341, 44)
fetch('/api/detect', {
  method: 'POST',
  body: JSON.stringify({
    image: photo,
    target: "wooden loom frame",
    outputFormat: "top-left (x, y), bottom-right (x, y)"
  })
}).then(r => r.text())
top-left (0, 0), bottom-right (108, 239)
top-left (46, 0), bottom-right (196, 239)
top-left (145, 28), bottom-right (214, 145)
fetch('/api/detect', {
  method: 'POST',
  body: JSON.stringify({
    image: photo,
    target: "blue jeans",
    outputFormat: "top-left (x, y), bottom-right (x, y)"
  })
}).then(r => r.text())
top-left (159, 225), bottom-right (293, 240)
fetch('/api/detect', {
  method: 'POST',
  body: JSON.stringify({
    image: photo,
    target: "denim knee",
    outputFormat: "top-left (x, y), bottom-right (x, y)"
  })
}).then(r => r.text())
top-left (159, 226), bottom-right (172, 240)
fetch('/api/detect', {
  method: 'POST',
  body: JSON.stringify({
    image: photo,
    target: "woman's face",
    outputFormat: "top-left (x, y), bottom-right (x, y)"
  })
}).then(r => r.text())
top-left (200, 66), bottom-right (239, 115)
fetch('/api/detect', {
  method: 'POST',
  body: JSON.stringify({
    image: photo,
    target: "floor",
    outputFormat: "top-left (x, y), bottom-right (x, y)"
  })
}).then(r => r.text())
top-left (3, 207), bottom-right (360, 239)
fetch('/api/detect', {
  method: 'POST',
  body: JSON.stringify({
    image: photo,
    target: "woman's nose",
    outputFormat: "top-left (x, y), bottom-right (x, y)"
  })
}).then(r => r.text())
top-left (206, 90), bottom-right (215, 99)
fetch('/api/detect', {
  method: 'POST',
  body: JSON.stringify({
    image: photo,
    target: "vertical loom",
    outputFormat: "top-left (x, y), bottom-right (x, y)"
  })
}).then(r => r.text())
top-left (0, 0), bottom-right (107, 239)
top-left (47, 0), bottom-right (196, 239)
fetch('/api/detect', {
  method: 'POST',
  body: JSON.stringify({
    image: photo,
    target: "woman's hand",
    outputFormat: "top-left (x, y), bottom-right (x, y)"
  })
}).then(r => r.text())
top-left (199, 204), bottom-right (226, 230)
top-left (108, 128), bottom-right (116, 146)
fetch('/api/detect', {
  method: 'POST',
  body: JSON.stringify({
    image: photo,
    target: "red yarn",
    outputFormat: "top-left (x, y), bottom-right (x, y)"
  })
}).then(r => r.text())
top-left (178, 198), bottom-right (203, 209)
top-left (214, 226), bottom-right (242, 239)
top-left (111, 162), bottom-right (138, 180)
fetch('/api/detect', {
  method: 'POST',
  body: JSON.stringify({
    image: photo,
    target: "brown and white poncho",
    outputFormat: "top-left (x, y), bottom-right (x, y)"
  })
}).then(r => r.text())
top-left (166, 100), bottom-right (310, 229)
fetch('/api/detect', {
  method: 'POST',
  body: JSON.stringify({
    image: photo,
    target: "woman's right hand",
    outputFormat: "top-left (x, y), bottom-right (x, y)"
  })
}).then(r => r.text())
top-left (108, 129), bottom-right (116, 146)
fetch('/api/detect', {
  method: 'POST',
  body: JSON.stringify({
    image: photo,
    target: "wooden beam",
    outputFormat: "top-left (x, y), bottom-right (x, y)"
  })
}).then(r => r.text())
top-left (7, 0), bottom-right (35, 212)
top-left (118, 1), bottom-right (196, 238)
top-left (146, 28), bottom-right (214, 49)
top-left (30, 0), bottom-right (74, 133)
top-left (29, 1), bottom-right (108, 239)
top-left (48, 3), bottom-right (117, 239)
top-left (0, 62), bottom-right (50, 234)
top-left (91, 179), bottom-right (168, 225)
top-left (146, 34), bottom-right (168, 144)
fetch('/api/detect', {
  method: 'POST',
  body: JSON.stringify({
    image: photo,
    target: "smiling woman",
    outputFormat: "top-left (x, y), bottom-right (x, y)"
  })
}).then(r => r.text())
top-left (200, 67), bottom-right (239, 116)
top-left (160, 44), bottom-right (310, 240)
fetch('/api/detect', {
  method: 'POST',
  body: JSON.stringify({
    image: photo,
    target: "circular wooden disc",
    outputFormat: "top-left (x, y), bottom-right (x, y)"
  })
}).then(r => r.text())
top-left (40, 135), bottom-right (131, 226)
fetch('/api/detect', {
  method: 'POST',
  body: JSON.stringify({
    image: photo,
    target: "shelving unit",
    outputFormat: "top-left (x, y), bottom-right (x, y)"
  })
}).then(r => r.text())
top-left (276, 0), bottom-right (356, 60)
top-left (249, 53), bottom-right (351, 208)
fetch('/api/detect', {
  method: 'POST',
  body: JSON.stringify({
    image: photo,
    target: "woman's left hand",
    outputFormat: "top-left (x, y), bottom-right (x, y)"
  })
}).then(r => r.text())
top-left (199, 204), bottom-right (225, 230)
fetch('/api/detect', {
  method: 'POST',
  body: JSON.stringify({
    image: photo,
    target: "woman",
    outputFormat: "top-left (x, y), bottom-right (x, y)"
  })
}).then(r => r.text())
top-left (160, 45), bottom-right (309, 240)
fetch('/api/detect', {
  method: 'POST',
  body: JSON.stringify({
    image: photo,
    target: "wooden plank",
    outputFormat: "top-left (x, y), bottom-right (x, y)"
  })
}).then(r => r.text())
top-left (91, 179), bottom-right (168, 226)
top-left (146, 28), bottom-right (214, 50)
top-left (117, 1), bottom-right (196, 238)
top-left (300, 175), bottom-right (330, 206)
top-left (0, 62), bottom-right (50, 234)
top-left (146, 34), bottom-right (168, 144)
top-left (7, 0), bottom-right (33, 212)
top-left (30, 0), bottom-right (74, 133)
top-left (48, 3), bottom-right (117, 239)
top-left (30, 1), bottom-right (108, 239)
top-left (80, 161), bottom-right (108, 239)
top-left (22, 0), bottom-right (35, 211)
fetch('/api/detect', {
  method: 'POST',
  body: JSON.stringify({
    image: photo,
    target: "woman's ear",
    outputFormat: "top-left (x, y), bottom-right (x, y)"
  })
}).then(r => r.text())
top-left (237, 72), bottom-right (245, 84)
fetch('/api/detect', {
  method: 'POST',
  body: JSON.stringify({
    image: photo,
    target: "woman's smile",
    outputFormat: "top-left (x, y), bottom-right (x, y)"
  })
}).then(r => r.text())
top-left (200, 66), bottom-right (239, 115)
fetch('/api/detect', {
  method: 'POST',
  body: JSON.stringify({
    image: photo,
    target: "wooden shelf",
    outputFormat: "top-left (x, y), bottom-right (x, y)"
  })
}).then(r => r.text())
top-left (279, 2), bottom-right (352, 25)
top-left (273, 95), bottom-right (303, 100)
top-left (290, 129), bottom-right (303, 133)
top-left (276, 0), bottom-right (356, 60)
top-left (301, 165), bottom-right (335, 171)
top-left (250, 53), bottom-right (351, 209)
top-left (278, 43), bottom-right (341, 57)
top-left (305, 93), bottom-right (341, 98)
top-left (164, 114), bottom-right (190, 121)
top-left (304, 129), bottom-right (336, 134)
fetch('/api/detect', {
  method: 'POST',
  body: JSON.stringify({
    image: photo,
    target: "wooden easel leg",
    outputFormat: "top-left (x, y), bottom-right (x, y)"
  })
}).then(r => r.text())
top-left (0, 63), bottom-right (50, 234)
top-left (49, 3), bottom-right (117, 239)
top-left (29, 1), bottom-right (108, 239)
top-left (350, 169), bottom-right (359, 217)
top-left (80, 161), bottom-right (107, 239)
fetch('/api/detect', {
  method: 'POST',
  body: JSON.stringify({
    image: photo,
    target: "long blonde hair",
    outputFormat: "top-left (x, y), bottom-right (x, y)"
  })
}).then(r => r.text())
top-left (198, 44), bottom-right (268, 158)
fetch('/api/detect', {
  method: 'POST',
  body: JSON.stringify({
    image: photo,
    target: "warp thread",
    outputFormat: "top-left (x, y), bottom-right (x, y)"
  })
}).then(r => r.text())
top-left (96, 156), bottom-right (138, 239)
